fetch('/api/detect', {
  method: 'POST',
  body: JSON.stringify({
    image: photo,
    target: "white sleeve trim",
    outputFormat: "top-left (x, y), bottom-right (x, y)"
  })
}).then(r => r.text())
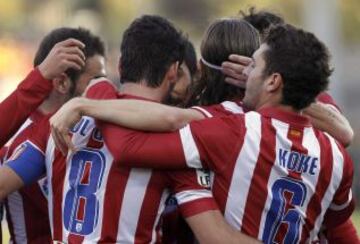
top-left (191, 106), bottom-right (213, 118)
top-left (83, 77), bottom-right (115, 95)
top-left (175, 189), bottom-right (213, 205)
top-left (329, 190), bottom-right (352, 211)
top-left (179, 125), bottom-right (202, 168)
top-left (221, 101), bottom-right (244, 114)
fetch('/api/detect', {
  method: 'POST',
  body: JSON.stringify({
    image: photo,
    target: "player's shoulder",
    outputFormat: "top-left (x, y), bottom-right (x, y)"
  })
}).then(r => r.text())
top-left (192, 100), bottom-right (245, 118)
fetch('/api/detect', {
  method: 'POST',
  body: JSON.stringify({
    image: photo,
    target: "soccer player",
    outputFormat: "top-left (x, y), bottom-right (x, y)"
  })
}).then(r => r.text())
top-left (1, 27), bottom-right (106, 244)
top-left (52, 24), bottom-right (356, 243)
top-left (223, 7), bottom-right (354, 147)
top-left (0, 38), bottom-right (85, 148)
top-left (0, 15), bottom-right (258, 244)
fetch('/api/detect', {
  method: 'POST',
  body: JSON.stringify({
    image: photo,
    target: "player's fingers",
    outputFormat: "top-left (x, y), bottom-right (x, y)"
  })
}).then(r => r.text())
top-left (225, 77), bottom-right (247, 89)
top-left (222, 68), bottom-right (248, 81)
top-left (63, 132), bottom-right (76, 153)
top-left (51, 127), bottom-right (67, 156)
top-left (60, 38), bottom-right (85, 49)
top-left (62, 54), bottom-right (86, 68)
top-left (228, 54), bottom-right (252, 65)
top-left (61, 46), bottom-right (85, 60)
top-left (61, 60), bottom-right (83, 71)
top-left (221, 62), bottom-right (246, 73)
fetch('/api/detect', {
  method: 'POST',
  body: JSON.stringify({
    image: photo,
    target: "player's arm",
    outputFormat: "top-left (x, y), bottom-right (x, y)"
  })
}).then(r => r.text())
top-left (186, 210), bottom-right (260, 244)
top-left (303, 102), bottom-right (353, 147)
top-left (323, 147), bottom-right (355, 229)
top-left (169, 169), bottom-right (260, 244)
top-left (53, 97), bottom-right (204, 131)
top-left (324, 219), bottom-right (360, 244)
top-left (0, 141), bottom-right (46, 200)
top-left (50, 79), bottom-right (204, 155)
top-left (0, 38), bottom-right (85, 147)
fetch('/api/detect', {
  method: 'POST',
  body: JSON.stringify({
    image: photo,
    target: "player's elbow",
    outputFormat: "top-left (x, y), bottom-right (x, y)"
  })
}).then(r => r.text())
top-left (165, 113), bottom-right (187, 131)
top-left (338, 127), bottom-right (354, 147)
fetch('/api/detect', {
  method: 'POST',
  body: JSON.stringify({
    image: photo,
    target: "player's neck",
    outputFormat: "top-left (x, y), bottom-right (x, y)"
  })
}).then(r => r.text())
top-left (38, 93), bottom-right (70, 114)
top-left (120, 82), bottom-right (164, 102)
top-left (257, 103), bottom-right (300, 114)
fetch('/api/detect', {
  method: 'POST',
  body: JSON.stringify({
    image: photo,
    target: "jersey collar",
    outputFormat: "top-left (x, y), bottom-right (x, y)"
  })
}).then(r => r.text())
top-left (258, 107), bottom-right (312, 127)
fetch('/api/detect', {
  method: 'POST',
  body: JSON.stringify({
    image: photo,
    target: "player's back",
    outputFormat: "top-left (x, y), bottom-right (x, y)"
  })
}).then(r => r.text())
top-left (194, 107), bottom-right (354, 243)
top-left (48, 113), bottom-right (214, 243)
top-left (43, 115), bottom-right (171, 243)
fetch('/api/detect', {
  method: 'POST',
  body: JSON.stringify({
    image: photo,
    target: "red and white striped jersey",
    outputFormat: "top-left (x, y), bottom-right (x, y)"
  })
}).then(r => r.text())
top-left (0, 68), bottom-right (52, 148)
top-left (111, 107), bottom-right (354, 243)
top-left (8, 79), bottom-right (216, 243)
top-left (3, 110), bottom-right (51, 244)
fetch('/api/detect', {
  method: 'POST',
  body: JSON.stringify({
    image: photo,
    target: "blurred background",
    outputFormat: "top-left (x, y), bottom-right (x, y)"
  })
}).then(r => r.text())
top-left (0, 0), bottom-right (359, 240)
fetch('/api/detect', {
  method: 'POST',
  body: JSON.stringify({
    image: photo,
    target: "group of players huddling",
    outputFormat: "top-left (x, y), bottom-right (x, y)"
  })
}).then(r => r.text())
top-left (0, 6), bottom-right (358, 244)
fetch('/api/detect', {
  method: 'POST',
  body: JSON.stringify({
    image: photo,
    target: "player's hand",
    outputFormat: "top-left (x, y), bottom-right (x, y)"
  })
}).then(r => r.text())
top-left (221, 54), bottom-right (251, 88)
top-left (38, 38), bottom-right (86, 80)
top-left (49, 97), bottom-right (84, 155)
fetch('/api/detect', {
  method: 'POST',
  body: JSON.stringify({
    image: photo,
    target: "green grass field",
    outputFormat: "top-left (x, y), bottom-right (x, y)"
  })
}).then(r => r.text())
top-left (2, 209), bottom-right (359, 242)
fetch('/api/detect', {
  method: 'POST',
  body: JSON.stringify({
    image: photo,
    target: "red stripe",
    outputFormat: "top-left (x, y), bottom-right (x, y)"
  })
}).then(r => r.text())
top-left (99, 165), bottom-right (130, 242)
top-left (68, 234), bottom-right (85, 244)
top-left (300, 130), bottom-right (333, 242)
top-left (134, 172), bottom-right (166, 243)
top-left (241, 117), bottom-right (276, 236)
top-left (52, 150), bottom-right (67, 241)
top-left (76, 197), bottom-right (86, 222)
top-left (211, 123), bottom-right (246, 213)
top-left (21, 184), bottom-right (51, 243)
top-left (80, 161), bottom-right (91, 185)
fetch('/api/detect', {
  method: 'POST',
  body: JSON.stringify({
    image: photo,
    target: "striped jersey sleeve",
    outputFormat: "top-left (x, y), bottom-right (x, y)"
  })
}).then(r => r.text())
top-left (0, 68), bottom-right (52, 147)
top-left (179, 114), bottom-right (246, 172)
top-left (5, 118), bottom-right (50, 185)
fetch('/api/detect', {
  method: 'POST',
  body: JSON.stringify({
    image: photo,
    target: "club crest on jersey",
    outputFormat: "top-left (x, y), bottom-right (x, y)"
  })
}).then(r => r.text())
top-left (196, 169), bottom-right (211, 187)
top-left (278, 148), bottom-right (318, 175)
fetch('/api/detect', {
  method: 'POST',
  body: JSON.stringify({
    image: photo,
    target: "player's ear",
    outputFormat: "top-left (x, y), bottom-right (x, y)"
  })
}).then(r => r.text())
top-left (52, 74), bottom-right (72, 94)
top-left (165, 61), bottom-right (179, 84)
top-left (265, 72), bottom-right (282, 93)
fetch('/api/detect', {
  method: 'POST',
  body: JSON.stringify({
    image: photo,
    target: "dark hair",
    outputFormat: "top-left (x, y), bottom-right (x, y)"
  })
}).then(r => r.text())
top-left (186, 18), bottom-right (260, 106)
top-left (34, 27), bottom-right (105, 83)
top-left (263, 24), bottom-right (332, 110)
top-left (240, 7), bottom-right (284, 39)
top-left (183, 39), bottom-right (197, 78)
top-left (120, 15), bottom-right (185, 88)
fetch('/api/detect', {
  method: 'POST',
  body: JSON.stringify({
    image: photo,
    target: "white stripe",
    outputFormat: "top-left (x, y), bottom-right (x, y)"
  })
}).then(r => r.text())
top-left (179, 125), bottom-right (202, 168)
top-left (4, 118), bottom-right (33, 147)
top-left (221, 101), bottom-right (244, 114)
top-left (258, 119), bottom-right (291, 240)
top-left (309, 134), bottom-right (345, 240)
top-left (83, 78), bottom-right (115, 95)
top-left (7, 192), bottom-right (28, 243)
top-left (45, 137), bottom-right (56, 238)
top-left (175, 189), bottom-right (212, 205)
top-left (224, 112), bottom-right (261, 230)
top-left (191, 106), bottom-right (213, 118)
top-left (330, 190), bottom-right (352, 210)
top-left (300, 127), bottom-right (322, 241)
top-left (117, 168), bottom-right (153, 243)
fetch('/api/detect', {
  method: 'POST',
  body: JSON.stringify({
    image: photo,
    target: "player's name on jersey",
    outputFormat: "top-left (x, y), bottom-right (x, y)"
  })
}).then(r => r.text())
top-left (278, 148), bottom-right (318, 175)
top-left (71, 117), bottom-right (103, 141)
